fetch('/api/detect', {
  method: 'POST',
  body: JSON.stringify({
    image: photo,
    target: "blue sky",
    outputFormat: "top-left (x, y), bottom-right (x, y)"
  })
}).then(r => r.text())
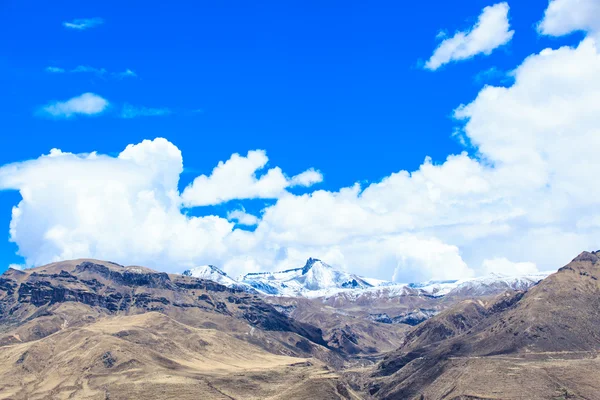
top-left (0, 0), bottom-right (596, 280)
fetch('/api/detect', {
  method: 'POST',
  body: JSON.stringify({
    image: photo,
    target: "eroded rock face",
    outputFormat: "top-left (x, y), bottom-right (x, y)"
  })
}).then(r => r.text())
top-left (239, 300), bottom-right (327, 346)
top-left (369, 309), bottom-right (439, 326)
top-left (0, 260), bottom-right (329, 350)
top-left (75, 261), bottom-right (172, 288)
top-left (14, 264), bottom-right (180, 313)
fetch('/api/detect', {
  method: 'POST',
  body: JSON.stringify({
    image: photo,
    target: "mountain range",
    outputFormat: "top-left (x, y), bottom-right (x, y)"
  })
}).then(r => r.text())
top-left (1, 252), bottom-right (599, 399)
top-left (183, 257), bottom-right (550, 300)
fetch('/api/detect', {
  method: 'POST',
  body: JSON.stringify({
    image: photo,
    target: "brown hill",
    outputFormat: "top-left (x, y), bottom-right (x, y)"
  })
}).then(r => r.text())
top-left (368, 251), bottom-right (600, 399)
top-left (0, 259), bottom-right (359, 399)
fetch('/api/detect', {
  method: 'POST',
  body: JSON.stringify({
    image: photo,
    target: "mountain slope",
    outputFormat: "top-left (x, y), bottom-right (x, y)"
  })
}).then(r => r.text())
top-left (416, 272), bottom-right (550, 298)
top-left (0, 260), bottom-right (326, 350)
top-left (368, 251), bottom-right (600, 399)
top-left (0, 259), bottom-right (366, 399)
top-left (0, 311), bottom-right (357, 400)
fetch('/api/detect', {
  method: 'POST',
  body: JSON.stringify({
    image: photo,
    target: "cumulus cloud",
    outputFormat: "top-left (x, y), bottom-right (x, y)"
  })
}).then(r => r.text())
top-left (1, 141), bottom-right (467, 281)
top-left (39, 93), bottom-right (109, 118)
top-left (4, 19), bottom-right (600, 281)
top-left (121, 104), bottom-right (171, 119)
top-left (235, 36), bottom-right (600, 278)
top-left (181, 150), bottom-right (323, 207)
top-left (63, 18), bottom-right (104, 30)
top-left (0, 139), bottom-right (234, 270)
top-left (538, 0), bottom-right (600, 36)
top-left (425, 2), bottom-right (514, 70)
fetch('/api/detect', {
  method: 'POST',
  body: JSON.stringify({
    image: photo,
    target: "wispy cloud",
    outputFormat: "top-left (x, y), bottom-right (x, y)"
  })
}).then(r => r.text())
top-left (473, 66), bottom-right (516, 87)
top-left (474, 66), bottom-right (504, 83)
top-left (120, 104), bottom-right (171, 119)
top-left (116, 69), bottom-right (137, 79)
top-left (72, 65), bottom-right (107, 75)
top-left (44, 66), bottom-right (137, 79)
top-left (39, 93), bottom-right (109, 119)
top-left (63, 18), bottom-right (104, 30)
top-left (45, 66), bottom-right (65, 73)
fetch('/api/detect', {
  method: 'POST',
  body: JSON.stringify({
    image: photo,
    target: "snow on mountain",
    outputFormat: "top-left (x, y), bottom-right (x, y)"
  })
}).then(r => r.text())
top-left (180, 258), bottom-right (552, 300)
top-left (182, 265), bottom-right (254, 292)
top-left (240, 258), bottom-right (375, 298)
top-left (320, 271), bottom-right (552, 303)
top-left (412, 272), bottom-right (552, 298)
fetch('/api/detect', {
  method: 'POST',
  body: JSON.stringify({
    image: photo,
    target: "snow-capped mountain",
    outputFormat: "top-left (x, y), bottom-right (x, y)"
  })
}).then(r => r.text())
top-left (182, 265), bottom-right (254, 292)
top-left (323, 271), bottom-right (551, 305)
top-left (410, 272), bottom-right (551, 298)
top-left (181, 258), bottom-right (552, 300)
top-left (239, 258), bottom-right (375, 298)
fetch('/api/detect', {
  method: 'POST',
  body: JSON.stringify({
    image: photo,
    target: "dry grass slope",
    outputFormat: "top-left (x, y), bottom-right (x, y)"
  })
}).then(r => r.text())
top-left (0, 259), bottom-right (359, 399)
top-left (368, 251), bottom-right (600, 399)
top-left (0, 312), bottom-right (360, 399)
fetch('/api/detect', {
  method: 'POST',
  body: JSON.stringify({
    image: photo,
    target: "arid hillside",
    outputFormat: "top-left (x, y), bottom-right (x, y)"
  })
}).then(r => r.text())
top-left (3, 253), bottom-right (600, 399)
top-left (0, 259), bottom-right (359, 399)
top-left (367, 251), bottom-right (600, 399)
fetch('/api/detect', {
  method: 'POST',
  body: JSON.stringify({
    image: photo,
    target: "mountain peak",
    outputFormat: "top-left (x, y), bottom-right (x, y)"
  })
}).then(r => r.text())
top-left (571, 251), bottom-right (600, 264)
top-left (240, 258), bottom-right (373, 297)
top-left (183, 265), bottom-right (227, 277)
top-left (302, 257), bottom-right (325, 274)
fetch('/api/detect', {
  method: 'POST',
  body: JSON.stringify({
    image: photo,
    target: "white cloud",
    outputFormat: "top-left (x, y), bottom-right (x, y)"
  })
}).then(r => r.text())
top-left (482, 257), bottom-right (539, 276)
top-left (227, 209), bottom-right (260, 226)
top-left (45, 66), bottom-right (65, 73)
top-left (116, 69), bottom-right (137, 78)
top-left (46, 66), bottom-right (136, 78)
top-left (72, 65), bottom-right (107, 75)
top-left (4, 30), bottom-right (600, 282)
top-left (538, 0), bottom-right (600, 36)
top-left (63, 18), bottom-right (104, 30)
top-left (39, 93), bottom-right (109, 118)
top-left (425, 2), bottom-right (514, 70)
top-left (120, 104), bottom-right (171, 119)
top-left (474, 66), bottom-right (507, 84)
top-left (8, 264), bottom-right (24, 271)
top-left (290, 168), bottom-right (323, 187)
top-left (0, 139), bottom-right (234, 270)
top-left (234, 36), bottom-right (600, 279)
top-left (181, 150), bottom-right (323, 207)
